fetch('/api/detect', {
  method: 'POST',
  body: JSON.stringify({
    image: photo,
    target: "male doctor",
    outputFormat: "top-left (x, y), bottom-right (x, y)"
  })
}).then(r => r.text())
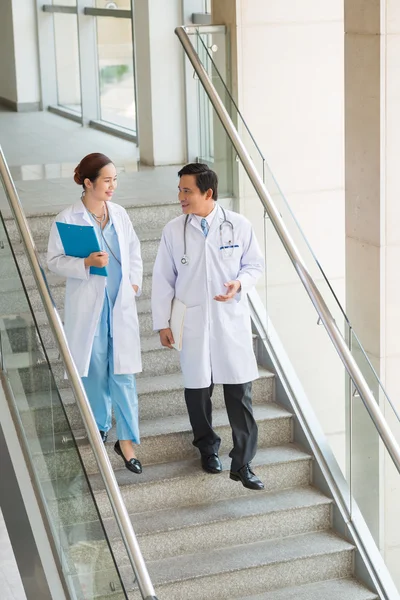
top-left (151, 163), bottom-right (265, 490)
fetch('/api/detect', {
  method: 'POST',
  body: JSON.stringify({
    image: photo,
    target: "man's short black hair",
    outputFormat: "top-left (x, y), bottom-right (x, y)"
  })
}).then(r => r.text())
top-left (178, 163), bottom-right (218, 202)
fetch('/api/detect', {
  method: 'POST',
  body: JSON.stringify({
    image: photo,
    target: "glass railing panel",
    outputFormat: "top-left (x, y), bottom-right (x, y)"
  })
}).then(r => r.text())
top-left (181, 28), bottom-right (400, 592)
top-left (262, 204), bottom-right (349, 490)
top-left (349, 329), bottom-right (400, 592)
top-left (188, 28), bottom-right (265, 197)
top-left (188, 26), bottom-right (347, 339)
top-left (0, 207), bottom-right (128, 599)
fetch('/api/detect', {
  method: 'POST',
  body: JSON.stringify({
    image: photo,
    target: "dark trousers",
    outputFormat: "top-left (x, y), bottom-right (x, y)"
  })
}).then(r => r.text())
top-left (184, 381), bottom-right (258, 472)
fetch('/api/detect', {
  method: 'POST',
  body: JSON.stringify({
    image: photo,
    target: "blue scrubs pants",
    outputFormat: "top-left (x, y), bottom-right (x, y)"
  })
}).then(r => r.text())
top-left (82, 296), bottom-right (140, 443)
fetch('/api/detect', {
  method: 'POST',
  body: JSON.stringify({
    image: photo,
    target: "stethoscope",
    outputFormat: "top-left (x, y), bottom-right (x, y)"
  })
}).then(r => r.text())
top-left (181, 206), bottom-right (236, 266)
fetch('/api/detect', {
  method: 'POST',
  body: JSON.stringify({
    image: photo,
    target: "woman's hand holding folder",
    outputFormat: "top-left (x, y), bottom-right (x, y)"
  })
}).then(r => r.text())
top-left (84, 251), bottom-right (109, 269)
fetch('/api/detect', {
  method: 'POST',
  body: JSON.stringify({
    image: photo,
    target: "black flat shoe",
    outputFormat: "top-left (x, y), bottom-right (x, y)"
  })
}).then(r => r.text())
top-left (99, 430), bottom-right (108, 444)
top-left (201, 453), bottom-right (222, 474)
top-left (114, 440), bottom-right (142, 474)
top-left (230, 464), bottom-right (264, 490)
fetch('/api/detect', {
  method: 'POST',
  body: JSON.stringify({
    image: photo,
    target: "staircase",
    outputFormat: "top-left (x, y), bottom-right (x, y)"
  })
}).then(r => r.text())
top-left (1, 175), bottom-right (378, 599)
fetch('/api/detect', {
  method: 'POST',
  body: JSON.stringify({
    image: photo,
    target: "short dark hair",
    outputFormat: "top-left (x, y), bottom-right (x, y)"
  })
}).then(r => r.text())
top-left (178, 163), bottom-right (218, 202)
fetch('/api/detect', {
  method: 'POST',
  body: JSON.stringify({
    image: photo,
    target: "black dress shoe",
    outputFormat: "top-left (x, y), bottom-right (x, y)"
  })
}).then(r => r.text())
top-left (201, 453), bottom-right (222, 474)
top-left (99, 430), bottom-right (108, 444)
top-left (114, 440), bottom-right (142, 474)
top-left (230, 464), bottom-right (264, 490)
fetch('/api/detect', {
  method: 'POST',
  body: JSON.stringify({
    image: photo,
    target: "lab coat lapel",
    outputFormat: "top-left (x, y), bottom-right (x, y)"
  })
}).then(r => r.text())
top-left (72, 199), bottom-right (93, 226)
top-left (208, 204), bottom-right (223, 237)
top-left (188, 215), bottom-right (202, 234)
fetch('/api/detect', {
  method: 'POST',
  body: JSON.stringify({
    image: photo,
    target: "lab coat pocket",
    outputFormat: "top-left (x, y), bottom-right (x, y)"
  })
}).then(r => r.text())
top-left (219, 244), bottom-right (241, 262)
top-left (220, 299), bottom-right (248, 330)
top-left (183, 305), bottom-right (203, 338)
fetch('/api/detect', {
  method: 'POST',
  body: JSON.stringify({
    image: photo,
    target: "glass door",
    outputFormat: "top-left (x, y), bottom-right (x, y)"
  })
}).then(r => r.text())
top-left (39, 0), bottom-right (137, 137)
top-left (94, 1), bottom-right (137, 130)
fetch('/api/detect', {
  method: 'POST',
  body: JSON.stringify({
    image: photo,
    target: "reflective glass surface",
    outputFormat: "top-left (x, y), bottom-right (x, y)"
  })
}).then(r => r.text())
top-left (96, 17), bottom-right (136, 131)
top-left (0, 186), bottom-right (127, 598)
top-left (54, 13), bottom-right (82, 114)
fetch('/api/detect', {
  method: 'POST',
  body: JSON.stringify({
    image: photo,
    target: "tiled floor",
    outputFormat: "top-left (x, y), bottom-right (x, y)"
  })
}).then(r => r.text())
top-left (0, 106), bottom-right (138, 167)
top-left (0, 107), bottom-right (181, 216)
top-left (0, 509), bottom-right (26, 600)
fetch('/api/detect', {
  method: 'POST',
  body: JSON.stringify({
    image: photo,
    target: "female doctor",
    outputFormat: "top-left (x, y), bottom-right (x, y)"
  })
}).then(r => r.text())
top-left (47, 153), bottom-right (143, 474)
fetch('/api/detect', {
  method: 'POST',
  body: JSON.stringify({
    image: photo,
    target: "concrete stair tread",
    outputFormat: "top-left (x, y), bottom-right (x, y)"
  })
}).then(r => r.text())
top-left (4, 263), bottom-right (153, 293)
top-left (0, 271), bottom-right (65, 292)
top-left (15, 367), bottom-right (274, 413)
top-left (9, 225), bottom-right (163, 250)
top-left (135, 368), bottom-right (273, 396)
top-left (4, 333), bottom-right (163, 371)
top-left (26, 403), bottom-right (287, 456)
top-left (3, 197), bottom-right (180, 221)
top-left (1, 294), bottom-right (152, 322)
top-left (111, 402), bottom-right (289, 442)
top-left (71, 402), bottom-right (292, 464)
top-left (137, 531), bottom-right (353, 587)
top-left (114, 486), bottom-right (331, 540)
top-left (239, 578), bottom-right (378, 600)
top-left (5, 296), bottom-right (150, 329)
top-left (89, 444), bottom-right (310, 492)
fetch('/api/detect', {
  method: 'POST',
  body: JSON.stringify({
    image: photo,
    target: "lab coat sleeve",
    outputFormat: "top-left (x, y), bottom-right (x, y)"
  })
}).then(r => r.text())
top-left (151, 229), bottom-right (177, 331)
top-left (236, 221), bottom-right (265, 294)
top-left (127, 217), bottom-right (143, 296)
top-left (47, 219), bottom-right (90, 280)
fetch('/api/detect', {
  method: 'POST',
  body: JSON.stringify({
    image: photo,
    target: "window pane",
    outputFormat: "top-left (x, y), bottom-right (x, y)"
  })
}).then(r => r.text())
top-left (54, 14), bottom-right (81, 114)
top-left (51, 0), bottom-right (77, 6)
top-left (96, 17), bottom-right (136, 131)
top-left (95, 0), bottom-right (131, 8)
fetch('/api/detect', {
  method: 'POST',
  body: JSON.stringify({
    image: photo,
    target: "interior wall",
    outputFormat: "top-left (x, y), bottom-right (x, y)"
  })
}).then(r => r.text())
top-left (0, 0), bottom-right (18, 105)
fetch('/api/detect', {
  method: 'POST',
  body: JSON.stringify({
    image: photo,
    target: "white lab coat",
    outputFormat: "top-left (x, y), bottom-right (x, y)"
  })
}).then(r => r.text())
top-left (151, 205), bottom-right (264, 388)
top-left (47, 200), bottom-right (142, 377)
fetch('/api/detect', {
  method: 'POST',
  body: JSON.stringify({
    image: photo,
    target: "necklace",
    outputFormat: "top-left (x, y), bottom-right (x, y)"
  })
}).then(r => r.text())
top-left (90, 210), bottom-right (106, 224)
top-left (84, 201), bottom-right (107, 224)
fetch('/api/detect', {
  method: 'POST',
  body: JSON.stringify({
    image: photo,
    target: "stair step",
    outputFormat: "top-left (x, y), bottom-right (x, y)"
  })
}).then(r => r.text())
top-left (46, 445), bottom-right (312, 527)
top-left (3, 297), bottom-right (154, 343)
top-left (240, 578), bottom-right (378, 600)
top-left (126, 531), bottom-right (354, 600)
top-left (3, 202), bottom-right (181, 242)
top-left (3, 340), bottom-right (181, 396)
top-left (0, 266), bottom-right (154, 313)
top-left (31, 403), bottom-right (292, 479)
top-left (91, 444), bottom-right (312, 519)
top-left (16, 369), bottom-right (275, 434)
top-left (106, 486), bottom-right (332, 564)
top-left (58, 486), bottom-right (332, 581)
top-left (0, 224), bottom-right (163, 278)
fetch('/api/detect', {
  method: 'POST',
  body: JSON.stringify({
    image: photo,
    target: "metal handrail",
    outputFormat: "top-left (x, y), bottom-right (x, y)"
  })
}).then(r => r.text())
top-left (175, 25), bottom-right (400, 475)
top-left (0, 147), bottom-right (158, 600)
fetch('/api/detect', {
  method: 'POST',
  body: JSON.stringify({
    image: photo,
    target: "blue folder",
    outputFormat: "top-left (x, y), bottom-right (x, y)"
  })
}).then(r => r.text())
top-left (56, 222), bottom-right (108, 277)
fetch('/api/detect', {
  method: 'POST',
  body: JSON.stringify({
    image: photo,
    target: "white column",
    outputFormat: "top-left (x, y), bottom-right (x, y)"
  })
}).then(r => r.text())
top-left (12, 0), bottom-right (41, 109)
top-left (344, 0), bottom-right (382, 544)
top-left (381, 0), bottom-right (400, 579)
top-left (0, 0), bottom-right (41, 111)
top-left (134, 0), bottom-right (186, 165)
top-left (343, 0), bottom-right (400, 582)
top-left (0, 0), bottom-right (17, 106)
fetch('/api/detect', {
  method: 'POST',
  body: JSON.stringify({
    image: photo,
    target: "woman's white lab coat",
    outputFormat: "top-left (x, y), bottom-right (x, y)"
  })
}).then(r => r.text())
top-left (47, 200), bottom-right (142, 377)
top-left (151, 206), bottom-right (264, 388)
